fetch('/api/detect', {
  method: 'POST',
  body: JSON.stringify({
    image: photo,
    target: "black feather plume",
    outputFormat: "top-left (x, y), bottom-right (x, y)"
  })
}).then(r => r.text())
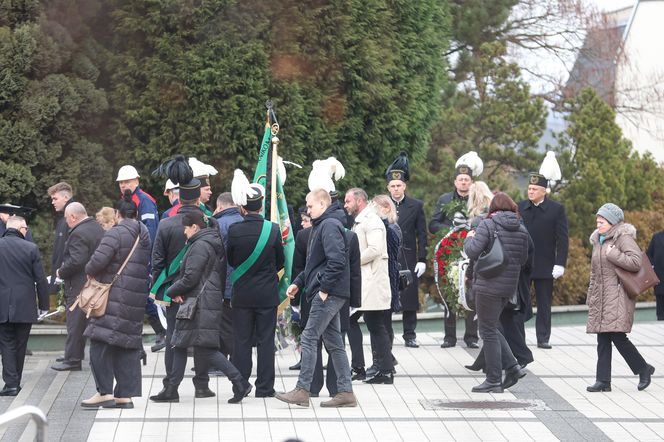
top-left (152, 155), bottom-right (193, 185)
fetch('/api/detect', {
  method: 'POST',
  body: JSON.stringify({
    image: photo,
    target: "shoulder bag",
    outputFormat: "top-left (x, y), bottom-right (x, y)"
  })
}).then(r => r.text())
top-left (70, 229), bottom-right (141, 318)
top-left (615, 251), bottom-right (660, 300)
top-left (474, 220), bottom-right (508, 279)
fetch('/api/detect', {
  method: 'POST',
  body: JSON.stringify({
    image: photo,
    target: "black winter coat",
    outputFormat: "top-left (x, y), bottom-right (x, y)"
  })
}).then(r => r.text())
top-left (58, 217), bottom-right (104, 305)
top-left (429, 190), bottom-right (468, 234)
top-left (517, 197), bottom-right (569, 279)
top-left (50, 199), bottom-right (75, 292)
top-left (293, 206), bottom-right (349, 302)
top-left (84, 220), bottom-right (151, 349)
top-left (647, 230), bottom-right (664, 296)
top-left (0, 229), bottom-right (49, 323)
top-left (168, 228), bottom-right (227, 348)
top-left (393, 195), bottom-right (427, 310)
top-left (464, 211), bottom-right (529, 299)
top-left (227, 214), bottom-right (284, 309)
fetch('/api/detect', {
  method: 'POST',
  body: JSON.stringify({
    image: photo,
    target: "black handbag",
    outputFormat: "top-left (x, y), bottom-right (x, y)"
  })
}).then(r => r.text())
top-left (398, 269), bottom-right (413, 291)
top-left (475, 221), bottom-right (508, 278)
top-left (175, 295), bottom-right (199, 320)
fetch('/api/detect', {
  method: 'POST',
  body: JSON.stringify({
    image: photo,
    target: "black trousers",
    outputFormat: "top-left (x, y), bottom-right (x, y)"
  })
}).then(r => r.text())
top-left (656, 294), bottom-right (664, 320)
top-left (162, 303), bottom-right (179, 388)
top-left (596, 332), bottom-right (648, 383)
top-left (476, 295), bottom-right (517, 384)
top-left (384, 310), bottom-right (394, 348)
top-left (472, 308), bottom-right (534, 369)
top-left (443, 313), bottom-right (478, 345)
top-left (0, 323), bottom-right (31, 388)
top-left (232, 306), bottom-right (277, 396)
top-left (347, 311), bottom-right (365, 369)
top-left (64, 302), bottom-right (87, 361)
top-left (364, 310), bottom-right (394, 373)
top-left (310, 337), bottom-right (341, 396)
top-left (402, 310), bottom-right (417, 341)
top-left (89, 340), bottom-right (142, 398)
top-left (219, 299), bottom-right (234, 358)
top-left (171, 345), bottom-right (244, 390)
top-left (532, 278), bottom-right (553, 344)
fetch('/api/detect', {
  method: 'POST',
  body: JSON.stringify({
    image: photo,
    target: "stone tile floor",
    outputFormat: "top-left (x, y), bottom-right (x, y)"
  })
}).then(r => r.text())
top-left (2, 322), bottom-right (664, 441)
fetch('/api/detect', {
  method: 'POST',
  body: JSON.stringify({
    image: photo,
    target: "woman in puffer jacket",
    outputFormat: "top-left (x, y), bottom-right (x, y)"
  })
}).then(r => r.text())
top-left (463, 193), bottom-right (529, 393)
top-left (161, 209), bottom-right (251, 403)
top-left (586, 203), bottom-right (654, 392)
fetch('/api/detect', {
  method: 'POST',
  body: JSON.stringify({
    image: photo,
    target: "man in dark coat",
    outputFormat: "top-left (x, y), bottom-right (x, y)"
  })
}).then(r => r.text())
top-left (0, 216), bottom-right (49, 395)
top-left (517, 173), bottom-right (569, 349)
top-left (647, 230), bottom-right (664, 320)
top-left (277, 189), bottom-right (357, 408)
top-left (47, 182), bottom-right (74, 293)
top-left (52, 202), bottom-right (104, 371)
top-left (385, 152), bottom-right (427, 347)
top-left (227, 176), bottom-right (284, 398)
top-left (429, 162), bottom-right (479, 348)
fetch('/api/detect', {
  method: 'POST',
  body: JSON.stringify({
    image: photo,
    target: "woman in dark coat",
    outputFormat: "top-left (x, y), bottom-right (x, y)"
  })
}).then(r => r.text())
top-left (463, 193), bottom-right (529, 393)
top-left (82, 191), bottom-right (151, 409)
top-left (165, 209), bottom-right (251, 403)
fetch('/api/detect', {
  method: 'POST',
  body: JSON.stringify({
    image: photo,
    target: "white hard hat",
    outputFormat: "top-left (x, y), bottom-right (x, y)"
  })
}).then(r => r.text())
top-left (116, 165), bottom-right (140, 181)
top-left (164, 179), bottom-right (178, 192)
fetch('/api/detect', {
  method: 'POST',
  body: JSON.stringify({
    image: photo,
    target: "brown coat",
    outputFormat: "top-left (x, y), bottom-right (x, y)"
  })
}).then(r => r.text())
top-left (586, 222), bottom-right (641, 334)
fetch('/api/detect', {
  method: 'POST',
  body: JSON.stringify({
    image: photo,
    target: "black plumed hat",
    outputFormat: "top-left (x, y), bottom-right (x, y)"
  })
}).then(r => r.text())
top-left (385, 151), bottom-right (410, 183)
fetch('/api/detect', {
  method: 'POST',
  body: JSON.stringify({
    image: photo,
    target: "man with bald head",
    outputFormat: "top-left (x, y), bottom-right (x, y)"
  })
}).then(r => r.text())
top-left (52, 202), bottom-right (104, 371)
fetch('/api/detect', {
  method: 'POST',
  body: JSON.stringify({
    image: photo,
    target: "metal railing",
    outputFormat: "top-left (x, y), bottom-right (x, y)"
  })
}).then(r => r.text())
top-left (0, 405), bottom-right (47, 441)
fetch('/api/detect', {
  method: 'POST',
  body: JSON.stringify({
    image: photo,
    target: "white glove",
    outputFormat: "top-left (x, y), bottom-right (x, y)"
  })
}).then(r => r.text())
top-left (415, 262), bottom-right (426, 278)
top-left (552, 265), bottom-right (565, 279)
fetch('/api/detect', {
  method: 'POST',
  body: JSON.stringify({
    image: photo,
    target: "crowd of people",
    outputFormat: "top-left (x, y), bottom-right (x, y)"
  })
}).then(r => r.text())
top-left (0, 149), bottom-right (658, 405)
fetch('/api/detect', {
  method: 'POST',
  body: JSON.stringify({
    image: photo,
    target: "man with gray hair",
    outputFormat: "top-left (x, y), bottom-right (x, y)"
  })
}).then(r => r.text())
top-left (0, 216), bottom-right (49, 395)
top-left (52, 202), bottom-right (104, 371)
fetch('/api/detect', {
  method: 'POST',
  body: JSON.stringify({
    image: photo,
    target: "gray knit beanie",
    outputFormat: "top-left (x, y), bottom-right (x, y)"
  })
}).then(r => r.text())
top-left (596, 203), bottom-right (624, 225)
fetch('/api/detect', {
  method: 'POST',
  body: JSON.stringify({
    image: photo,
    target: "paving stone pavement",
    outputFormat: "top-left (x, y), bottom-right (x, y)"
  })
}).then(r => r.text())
top-left (1, 322), bottom-right (664, 441)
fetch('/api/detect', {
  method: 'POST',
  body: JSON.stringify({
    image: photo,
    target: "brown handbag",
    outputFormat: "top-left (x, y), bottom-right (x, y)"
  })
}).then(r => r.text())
top-left (69, 233), bottom-right (140, 318)
top-left (614, 251), bottom-right (660, 300)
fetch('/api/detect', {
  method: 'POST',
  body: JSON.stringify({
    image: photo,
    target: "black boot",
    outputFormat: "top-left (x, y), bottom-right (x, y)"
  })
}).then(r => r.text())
top-left (228, 380), bottom-right (252, 404)
top-left (351, 367), bottom-right (366, 381)
top-left (195, 387), bottom-right (215, 398)
top-left (150, 385), bottom-right (179, 403)
top-left (586, 381), bottom-right (611, 392)
top-left (364, 371), bottom-right (394, 384)
top-left (502, 364), bottom-right (526, 389)
top-left (638, 364), bottom-right (655, 391)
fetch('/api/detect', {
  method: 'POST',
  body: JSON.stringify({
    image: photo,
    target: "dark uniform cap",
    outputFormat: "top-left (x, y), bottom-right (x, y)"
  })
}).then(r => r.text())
top-left (0, 203), bottom-right (35, 217)
top-left (385, 151), bottom-right (410, 183)
top-left (455, 165), bottom-right (473, 177)
top-left (528, 173), bottom-right (548, 188)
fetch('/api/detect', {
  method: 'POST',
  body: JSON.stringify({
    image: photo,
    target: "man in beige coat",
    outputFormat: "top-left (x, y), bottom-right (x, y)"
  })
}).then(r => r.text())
top-left (344, 188), bottom-right (394, 384)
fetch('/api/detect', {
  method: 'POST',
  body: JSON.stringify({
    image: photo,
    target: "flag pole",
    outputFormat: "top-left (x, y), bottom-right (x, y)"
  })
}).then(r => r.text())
top-left (270, 124), bottom-right (279, 222)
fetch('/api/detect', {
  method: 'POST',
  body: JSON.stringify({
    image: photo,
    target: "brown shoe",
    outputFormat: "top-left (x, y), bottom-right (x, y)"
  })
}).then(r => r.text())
top-left (81, 393), bottom-right (115, 408)
top-left (275, 388), bottom-right (310, 407)
top-left (320, 391), bottom-right (357, 408)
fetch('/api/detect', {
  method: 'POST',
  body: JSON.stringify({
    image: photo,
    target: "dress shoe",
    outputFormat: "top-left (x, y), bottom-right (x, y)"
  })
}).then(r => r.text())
top-left (537, 342), bottom-right (552, 349)
top-left (320, 392), bottom-right (357, 408)
top-left (149, 385), bottom-right (179, 402)
top-left (289, 359), bottom-right (302, 370)
top-left (364, 372), bottom-right (394, 385)
top-left (638, 364), bottom-right (655, 391)
top-left (113, 398), bottom-right (134, 409)
top-left (405, 339), bottom-right (419, 348)
top-left (351, 367), bottom-right (366, 381)
top-left (55, 355), bottom-right (66, 362)
top-left (365, 364), bottom-right (379, 379)
top-left (228, 383), bottom-right (252, 404)
top-left (195, 388), bottom-right (216, 398)
top-left (151, 333), bottom-right (167, 352)
top-left (440, 341), bottom-right (455, 348)
top-left (464, 361), bottom-right (484, 372)
top-left (472, 381), bottom-right (503, 393)
top-left (255, 390), bottom-right (276, 398)
top-left (275, 388), bottom-right (310, 407)
top-left (0, 386), bottom-right (21, 397)
top-left (466, 342), bottom-right (480, 349)
top-left (81, 393), bottom-right (115, 408)
top-left (587, 382), bottom-right (611, 392)
top-left (502, 364), bottom-right (527, 390)
top-left (51, 361), bottom-right (82, 371)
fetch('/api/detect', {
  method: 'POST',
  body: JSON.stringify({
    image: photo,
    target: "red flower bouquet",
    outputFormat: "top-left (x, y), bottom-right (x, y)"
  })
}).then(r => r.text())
top-left (434, 228), bottom-right (469, 314)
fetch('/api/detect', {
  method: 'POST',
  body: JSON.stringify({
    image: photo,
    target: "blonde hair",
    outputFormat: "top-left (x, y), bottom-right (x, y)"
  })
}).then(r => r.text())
top-left (96, 207), bottom-right (116, 231)
top-left (372, 194), bottom-right (397, 224)
top-left (467, 181), bottom-right (494, 218)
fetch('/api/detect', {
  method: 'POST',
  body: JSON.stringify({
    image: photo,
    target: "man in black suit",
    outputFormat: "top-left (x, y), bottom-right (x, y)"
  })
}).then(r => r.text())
top-left (52, 202), bottom-right (105, 371)
top-left (518, 173), bottom-right (569, 349)
top-left (47, 182), bottom-right (74, 292)
top-left (0, 216), bottom-right (49, 396)
top-left (227, 176), bottom-right (284, 398)
top-left (386, 152), bottom-right (427, 347)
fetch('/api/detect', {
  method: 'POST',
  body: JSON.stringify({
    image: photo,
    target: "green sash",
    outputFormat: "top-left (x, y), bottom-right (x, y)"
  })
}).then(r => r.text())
top-left (231, 220), bottom-right (272, 284)
top-left (150, 244), bottom-right (189, 304)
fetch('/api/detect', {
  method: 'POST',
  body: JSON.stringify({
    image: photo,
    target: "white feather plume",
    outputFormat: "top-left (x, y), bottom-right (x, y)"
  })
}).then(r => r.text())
top-left (231, 169), bottom-right (252, 206)
top-left (455, 151), bottom-right (483, 177)
top-left (539, 151), bottom-right (561, 182)
top-left (189, 157), bottom-right (218, 177)
top-left (277, 156), bottom-right (287, 185)
top-left (325, 157), bottom-right (346, 181)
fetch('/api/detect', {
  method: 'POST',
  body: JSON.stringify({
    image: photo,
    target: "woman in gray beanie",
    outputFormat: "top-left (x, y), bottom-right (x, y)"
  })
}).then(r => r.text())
top-left (586, 203), bottom-right (654, 392)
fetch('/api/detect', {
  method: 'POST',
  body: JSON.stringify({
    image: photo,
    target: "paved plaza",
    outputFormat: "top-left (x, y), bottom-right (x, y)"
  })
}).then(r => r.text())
top-left (1, 322), bottom-right (664, 441)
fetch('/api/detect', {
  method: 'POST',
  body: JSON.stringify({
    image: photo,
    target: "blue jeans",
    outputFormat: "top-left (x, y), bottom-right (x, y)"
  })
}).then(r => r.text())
top-left (297, 294), bottom-right (352, 394)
